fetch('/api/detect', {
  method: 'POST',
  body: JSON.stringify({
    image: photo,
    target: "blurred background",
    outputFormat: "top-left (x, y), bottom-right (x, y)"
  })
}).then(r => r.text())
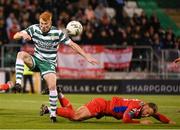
top-left (0, 0), bottom-right (180, 94)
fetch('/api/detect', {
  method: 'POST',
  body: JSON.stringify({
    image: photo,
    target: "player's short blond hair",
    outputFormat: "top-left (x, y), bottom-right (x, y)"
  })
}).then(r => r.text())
top-left (39, 11), bottom-right (52, 22)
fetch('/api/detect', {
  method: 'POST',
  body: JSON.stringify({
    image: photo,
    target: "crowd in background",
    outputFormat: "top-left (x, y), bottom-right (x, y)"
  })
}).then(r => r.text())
top-left (0, 0), bottom-right (180, 71)
top-left (0, 0), bottom-right (179, 48)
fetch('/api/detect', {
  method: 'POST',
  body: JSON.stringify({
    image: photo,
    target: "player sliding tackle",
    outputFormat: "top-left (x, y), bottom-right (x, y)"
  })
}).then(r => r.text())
top-left (40, 90), bottom-right (176, 125)
top-left (13, 11), bottom-right (99, 123)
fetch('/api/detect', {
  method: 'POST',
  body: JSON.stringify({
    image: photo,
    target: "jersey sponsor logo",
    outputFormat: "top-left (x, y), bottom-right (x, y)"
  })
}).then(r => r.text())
top-left (33, 33), bottom-right (59, 49)
top-left (35, 40), bottom-right (58, 49)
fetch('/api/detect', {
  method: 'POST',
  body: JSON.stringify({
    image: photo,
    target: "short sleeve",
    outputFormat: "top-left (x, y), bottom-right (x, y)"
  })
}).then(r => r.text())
top-left (59, 31), bottom-right (71, 45)
top-left (23, 25), bottom-right (35, 37)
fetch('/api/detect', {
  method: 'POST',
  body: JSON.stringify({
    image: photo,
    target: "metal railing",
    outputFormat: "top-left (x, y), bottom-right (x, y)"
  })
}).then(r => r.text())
top-left (0, 44), bottom-right (21, 68)
top-left (0, 44), bottom-right (179, 79)
top-left (161, 49), bottom-right (180, 79)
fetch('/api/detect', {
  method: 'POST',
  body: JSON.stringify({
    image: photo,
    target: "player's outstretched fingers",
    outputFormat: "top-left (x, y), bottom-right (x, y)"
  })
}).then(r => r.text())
top-left (169, 121), bottom-right (176, 125)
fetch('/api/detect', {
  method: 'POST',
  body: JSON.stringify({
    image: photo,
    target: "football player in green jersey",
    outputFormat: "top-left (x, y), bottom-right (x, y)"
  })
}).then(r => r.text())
top-left (13, 11), bottom-right (99, 123)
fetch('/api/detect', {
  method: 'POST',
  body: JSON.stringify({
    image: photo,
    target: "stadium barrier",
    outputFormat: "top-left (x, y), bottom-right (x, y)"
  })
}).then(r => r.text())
top-left (1, 44), bottom-right (180, 94)
top-left (50, 79), bottom-right (180, 95)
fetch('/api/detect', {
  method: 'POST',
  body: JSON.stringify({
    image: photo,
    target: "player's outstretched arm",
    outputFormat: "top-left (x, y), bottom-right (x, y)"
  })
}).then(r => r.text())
top-left (152, 112), bottom-right (176, 124)
top-left (13, 31), bottom-right (31, 41)
top-left (123, 116), bottom-right (153, 125)
top-left (68, 41), bottom-right (99, 65)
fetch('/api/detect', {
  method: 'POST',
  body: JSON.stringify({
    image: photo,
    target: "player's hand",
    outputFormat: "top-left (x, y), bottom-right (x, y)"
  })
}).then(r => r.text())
top-left (20, 32), bottom-right (31, 41)
top-left (140, 120), bottom-right (153, 125)
top-left (169, 120), bottom-right (176, 125)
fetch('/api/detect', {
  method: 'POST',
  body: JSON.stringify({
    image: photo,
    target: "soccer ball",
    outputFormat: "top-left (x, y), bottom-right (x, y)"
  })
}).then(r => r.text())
top-left (66, 21), bottom-right (83, 36)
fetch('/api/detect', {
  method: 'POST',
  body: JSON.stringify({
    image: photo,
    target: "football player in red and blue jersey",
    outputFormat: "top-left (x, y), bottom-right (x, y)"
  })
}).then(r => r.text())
top-left (40, 92), bottom-right (176, 125)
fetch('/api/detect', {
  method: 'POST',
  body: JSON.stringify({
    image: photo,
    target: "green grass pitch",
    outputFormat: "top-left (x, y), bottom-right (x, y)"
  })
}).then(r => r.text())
top-left (0, 94), bottom-right (180, 129)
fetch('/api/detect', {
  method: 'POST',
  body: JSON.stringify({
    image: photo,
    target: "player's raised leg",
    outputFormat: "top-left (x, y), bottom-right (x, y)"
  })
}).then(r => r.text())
top-left (15, 51), bottom-right (33, 92)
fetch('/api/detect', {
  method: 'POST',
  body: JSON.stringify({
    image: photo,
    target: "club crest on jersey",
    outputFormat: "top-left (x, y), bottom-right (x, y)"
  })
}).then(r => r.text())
top-left (51, 36), bottom-right (59, 41)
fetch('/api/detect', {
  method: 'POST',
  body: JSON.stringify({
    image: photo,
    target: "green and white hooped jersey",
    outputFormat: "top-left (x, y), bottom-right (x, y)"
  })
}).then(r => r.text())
top-left (22, 24), bottom-right (71, 66)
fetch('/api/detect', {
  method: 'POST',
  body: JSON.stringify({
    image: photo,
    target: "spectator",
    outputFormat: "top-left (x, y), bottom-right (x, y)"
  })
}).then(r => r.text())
top-left (152, 33), bottom-right (163, 53)
top-left (94, 4), bottom-right (106, 21)
top-left (7, 19), bottom-right (20, 41)
top-left (174, 37), bottom-right (180, 50)
top-left (82, 22), bottom-right (95, 44)
top-left (6, 13), bottom-right (15, 29)
top-left (163, 33), bottom-right (175, 49)
top-left (150, 14), bottom-right (161, 32)
top-left (0, 9), bottom-right (8, 45)
top-left (141, 31), bottom-right (152, 46)
top-left (85, 5), bottom-right (95, 21)
top-left (0, 0), bottom-right (178, 51)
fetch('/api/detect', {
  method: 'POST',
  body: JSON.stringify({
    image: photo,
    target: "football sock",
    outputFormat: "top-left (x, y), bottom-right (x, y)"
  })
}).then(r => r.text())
top-left (15, 59), bottom-right (24, 85)
top-left (49, 90), bottom-right (58, 117)
top-left (59, 97), bottom-right (73, 109)
top-left (0, 84), bottom-right (9, 91)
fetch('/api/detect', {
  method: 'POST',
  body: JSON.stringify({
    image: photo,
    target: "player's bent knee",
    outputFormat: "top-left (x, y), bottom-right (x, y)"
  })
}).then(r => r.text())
top-left (17, 51), bottom-right (29, 59)
top-left (49, 86), bottom-right (56, 91)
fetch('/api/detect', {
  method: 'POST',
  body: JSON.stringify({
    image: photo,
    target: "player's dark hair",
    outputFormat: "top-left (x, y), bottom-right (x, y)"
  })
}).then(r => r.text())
top-left (148, 102), bottom-right (158, 114)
